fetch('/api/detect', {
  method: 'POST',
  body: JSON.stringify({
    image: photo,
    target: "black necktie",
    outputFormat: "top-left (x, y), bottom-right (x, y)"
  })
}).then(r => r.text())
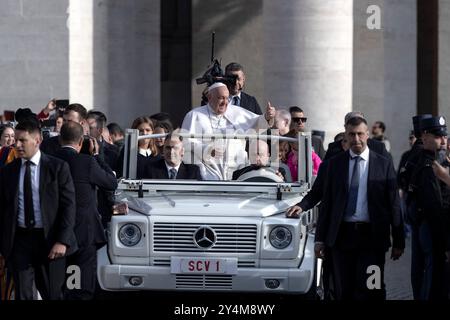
top-left (233, 96), bottom-right (240, 106)
top-left (345, 155), bottom-right (361, 217)
top-left (169, 168), bottom-right (177, 179)
top-left (24, 160), bottom-right (35, 229)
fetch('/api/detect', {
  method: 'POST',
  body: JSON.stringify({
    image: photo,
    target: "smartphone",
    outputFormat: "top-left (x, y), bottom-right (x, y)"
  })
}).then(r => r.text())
top-left (41, 119), bottom-right (56, 127)
top-left (42, 129), bottom-right (51, 140)
top-left (3, 110), bottom-right (15, 121)
top-left (55, 99), bottom-right (69, 110)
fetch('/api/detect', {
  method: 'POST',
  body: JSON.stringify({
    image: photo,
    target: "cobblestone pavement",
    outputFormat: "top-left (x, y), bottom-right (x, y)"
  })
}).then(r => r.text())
top-left (385, 236), bottom-right (413, 300)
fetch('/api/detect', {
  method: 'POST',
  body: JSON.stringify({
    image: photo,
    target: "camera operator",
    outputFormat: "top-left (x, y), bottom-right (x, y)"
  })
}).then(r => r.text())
top-left (85, 111), bottom-right (120, 230)
top-left (54, 121), bottom-right (117, 300)
top-left (86, 110), bottom-right (119, 172)
top-left (225, 62), bottom-right (262, 115)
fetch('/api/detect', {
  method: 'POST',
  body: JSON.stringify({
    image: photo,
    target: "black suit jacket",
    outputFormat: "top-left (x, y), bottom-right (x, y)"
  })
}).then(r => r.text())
top-left (100, 140), bottom-right (120, 172)
top-left (324, 138), bottom-right (392, 162)
top-left (298, 159), bottom-right (329, 211)
top-left (0, 153), bottom-right (78, 259)
top-left (240, 92), bottom-right (262, 115)
top-left (96, 140), bottom-right (120, 228)
top-left (41, 134), bottom-right (102, 160)
top-left (316, 150), bottom-right (405, 251)
top-left (116, 148), bottom-right (162, 179)
top-left (54, 147), bottom-right (118, 248)
top-left (143, 158), bottom-right (202, 180)
top-left (397, 139), bottom-right (423, 191)
top-left (40, 135), bottom-right (62, 156)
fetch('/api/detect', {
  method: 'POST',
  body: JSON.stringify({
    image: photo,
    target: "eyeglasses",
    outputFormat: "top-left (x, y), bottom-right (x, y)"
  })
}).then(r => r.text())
top-left (292, 117), bottom-right (307, 123)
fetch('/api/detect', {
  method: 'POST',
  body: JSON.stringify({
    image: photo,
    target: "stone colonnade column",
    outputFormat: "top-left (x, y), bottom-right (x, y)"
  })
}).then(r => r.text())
top-left (69, 0), bottom-right (160, 128)
top-left (263, 0), bottom-right (354, 146)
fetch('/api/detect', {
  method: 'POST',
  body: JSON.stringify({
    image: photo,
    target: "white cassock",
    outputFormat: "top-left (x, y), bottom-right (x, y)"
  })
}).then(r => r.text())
top-left (181, 103), bottom-right (268, 180)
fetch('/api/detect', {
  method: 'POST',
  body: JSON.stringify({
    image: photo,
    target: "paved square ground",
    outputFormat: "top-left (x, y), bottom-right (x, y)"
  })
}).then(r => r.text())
top-left (385, 237), bottom-right (413, 300)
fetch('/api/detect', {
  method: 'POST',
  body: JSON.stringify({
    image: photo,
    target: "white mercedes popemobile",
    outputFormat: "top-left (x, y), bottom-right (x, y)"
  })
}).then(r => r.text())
top-left (97, 130), bottom-right (322, 297)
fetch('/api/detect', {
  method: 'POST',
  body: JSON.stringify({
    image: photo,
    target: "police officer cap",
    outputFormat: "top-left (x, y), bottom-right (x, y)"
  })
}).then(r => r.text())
top-left (420, 116), bottom-right (448, 136)
top-left (412, 114), bottom-right (432, 134)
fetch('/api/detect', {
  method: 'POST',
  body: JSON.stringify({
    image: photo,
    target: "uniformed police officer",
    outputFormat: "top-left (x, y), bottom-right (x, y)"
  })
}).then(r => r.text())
top-left (398, 115), bottom-right (433, 240)
top-left (408, 116), bottom-right (450, 300)
top-left (397, 114), bottom-right (433, 192)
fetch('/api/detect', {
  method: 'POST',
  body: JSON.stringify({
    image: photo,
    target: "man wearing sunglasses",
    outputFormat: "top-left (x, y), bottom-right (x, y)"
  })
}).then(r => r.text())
top-left (289, 106), bottom-right (325, 159)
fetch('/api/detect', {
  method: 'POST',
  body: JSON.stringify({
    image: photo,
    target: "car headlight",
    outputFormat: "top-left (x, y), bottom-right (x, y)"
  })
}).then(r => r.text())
top-left (269, 226), bottom-right (292, 249)
top-left (119, 223), bottom-right (142, 247)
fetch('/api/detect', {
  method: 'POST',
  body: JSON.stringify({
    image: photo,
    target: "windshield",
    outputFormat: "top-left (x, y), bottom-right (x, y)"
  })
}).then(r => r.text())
top-left (121, 129), bottom-right (312, 184)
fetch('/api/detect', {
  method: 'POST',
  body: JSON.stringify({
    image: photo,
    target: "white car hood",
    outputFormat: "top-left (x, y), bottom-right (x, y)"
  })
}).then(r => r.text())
top-left (124, 192), bottom-right (302, 218)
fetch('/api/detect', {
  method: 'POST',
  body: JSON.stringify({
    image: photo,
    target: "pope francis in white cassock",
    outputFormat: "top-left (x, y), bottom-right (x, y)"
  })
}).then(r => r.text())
top-left (181, 82), bottom-right (272, 180)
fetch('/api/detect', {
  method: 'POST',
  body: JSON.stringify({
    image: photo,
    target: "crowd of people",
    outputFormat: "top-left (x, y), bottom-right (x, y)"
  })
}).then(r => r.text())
top-left (0, 61), bottom-right (449, 301)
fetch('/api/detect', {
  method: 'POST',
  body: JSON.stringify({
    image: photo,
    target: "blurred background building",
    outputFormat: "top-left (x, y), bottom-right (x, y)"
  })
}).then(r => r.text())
top-left (0, 0), bottom-right (448, 166)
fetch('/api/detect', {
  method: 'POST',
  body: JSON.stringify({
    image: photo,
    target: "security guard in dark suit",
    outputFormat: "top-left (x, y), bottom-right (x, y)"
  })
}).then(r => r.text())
top-left (407, 116), bottom-right (450, 300)
top-left (55, 122), bottom-right (118, 300)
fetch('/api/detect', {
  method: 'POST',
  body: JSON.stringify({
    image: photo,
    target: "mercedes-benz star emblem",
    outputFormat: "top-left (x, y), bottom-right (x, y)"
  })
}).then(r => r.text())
top-left (193, 226), bottom-right (217, 249)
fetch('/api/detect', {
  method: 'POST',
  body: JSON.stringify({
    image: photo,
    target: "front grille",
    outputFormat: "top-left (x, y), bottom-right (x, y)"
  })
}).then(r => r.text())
top-left (151, 258), bottom-right (256, 268)
top-left (175, 274), bottom-right (232, 289)
top-left (153, 223), bottom-right (257, 253)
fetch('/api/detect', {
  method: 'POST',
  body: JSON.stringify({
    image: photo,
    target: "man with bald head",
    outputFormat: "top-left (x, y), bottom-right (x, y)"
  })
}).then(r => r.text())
top-left (273, 109), bottom-right (291, 136)
top-left (54, 121), bottom-right (117, 299)
top-left (181, 82), bottom-right (275, 180)
top-left (232, 139), bottom-right (286, 181)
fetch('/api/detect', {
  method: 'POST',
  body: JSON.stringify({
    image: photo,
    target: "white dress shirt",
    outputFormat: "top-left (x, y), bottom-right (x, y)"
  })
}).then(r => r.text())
top-left (18, 150), bottom-right (43, 228)
top-left (344, 147), bottom-right (370, 222)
